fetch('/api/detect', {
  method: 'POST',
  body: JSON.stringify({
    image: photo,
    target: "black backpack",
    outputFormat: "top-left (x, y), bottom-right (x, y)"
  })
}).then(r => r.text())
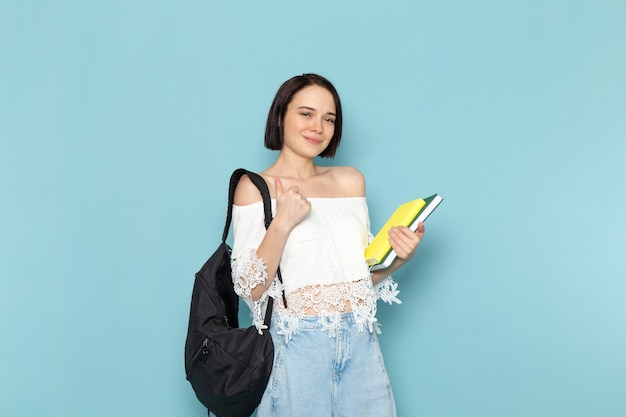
top-left (184, 169), bottom-right (283, 417)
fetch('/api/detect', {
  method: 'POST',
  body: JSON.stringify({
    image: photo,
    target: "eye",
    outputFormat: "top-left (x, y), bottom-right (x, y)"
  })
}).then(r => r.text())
top-left (300, 112), bottom-right (311, 117)
top-left (325, 118), bottom-right (336, 124)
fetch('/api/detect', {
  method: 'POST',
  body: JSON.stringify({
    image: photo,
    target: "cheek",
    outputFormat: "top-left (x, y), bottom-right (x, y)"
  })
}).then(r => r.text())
top-left (283, 116), bottom-right (303, 133)
top-left (325, 124), bottom-right (336, 138)
top-left (321, 137), bottom-right (334, 153)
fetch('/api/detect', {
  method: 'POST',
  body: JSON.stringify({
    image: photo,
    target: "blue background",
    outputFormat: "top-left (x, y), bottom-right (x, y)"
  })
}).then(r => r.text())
top-left (1, 1), bottom-right (625, 416)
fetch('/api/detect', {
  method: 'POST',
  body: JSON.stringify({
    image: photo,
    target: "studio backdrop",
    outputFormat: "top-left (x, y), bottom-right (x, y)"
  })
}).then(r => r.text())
top-left (1, 1), bottom-right (625, 416)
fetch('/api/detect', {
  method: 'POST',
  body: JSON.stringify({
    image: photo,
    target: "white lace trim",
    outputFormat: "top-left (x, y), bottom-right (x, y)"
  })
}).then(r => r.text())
top-left (232, 248), bottom-right (268, 299)
top-left (232, 250), bottom-right (401, 338)
top-left (231, 248), bottom-right (283, 333)
top-left (375, 276), bottom-right (402, 305)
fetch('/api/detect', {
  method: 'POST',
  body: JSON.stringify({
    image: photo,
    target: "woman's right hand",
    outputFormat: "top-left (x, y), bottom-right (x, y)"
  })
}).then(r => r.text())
top-left (273, 176), bottom-right (311, 230)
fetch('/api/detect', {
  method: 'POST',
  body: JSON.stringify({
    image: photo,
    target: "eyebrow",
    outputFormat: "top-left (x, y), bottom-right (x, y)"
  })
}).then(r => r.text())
top-left (297, 106), bottom-right (336, 117)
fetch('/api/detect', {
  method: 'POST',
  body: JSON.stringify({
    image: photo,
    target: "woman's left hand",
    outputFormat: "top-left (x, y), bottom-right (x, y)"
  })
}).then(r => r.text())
top-left (388, 222), bottom-right (425, 262)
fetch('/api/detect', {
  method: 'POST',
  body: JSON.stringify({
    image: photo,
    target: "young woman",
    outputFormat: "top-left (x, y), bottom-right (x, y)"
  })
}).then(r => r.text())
top-left (231, 73), bottom-right (425, 417)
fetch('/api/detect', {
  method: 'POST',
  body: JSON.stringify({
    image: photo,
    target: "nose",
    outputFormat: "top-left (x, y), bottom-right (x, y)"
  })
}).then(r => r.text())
top-left (311, 117), bottom-right (323, 133)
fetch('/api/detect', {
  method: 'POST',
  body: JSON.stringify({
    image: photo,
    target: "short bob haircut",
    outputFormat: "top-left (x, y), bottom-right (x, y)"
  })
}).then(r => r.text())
top-left (264, 73), bottom-right (343, 158)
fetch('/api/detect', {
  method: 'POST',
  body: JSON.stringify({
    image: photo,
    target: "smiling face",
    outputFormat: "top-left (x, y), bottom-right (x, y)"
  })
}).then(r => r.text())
top-left (281, 85), bottom-right (337, 159)
top-left (264, 74), bottom-right (343, 158)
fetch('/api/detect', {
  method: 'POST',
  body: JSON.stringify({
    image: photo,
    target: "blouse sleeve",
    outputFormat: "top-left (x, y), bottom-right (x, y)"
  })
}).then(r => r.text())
top-left (231, 202), bottom-right (282, 332)
top-left (365, 203), bottom-right (402, 306)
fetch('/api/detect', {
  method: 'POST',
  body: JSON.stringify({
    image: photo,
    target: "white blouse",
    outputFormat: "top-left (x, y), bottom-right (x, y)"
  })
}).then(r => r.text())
top-left (231, 197), bottom-right (401, 339)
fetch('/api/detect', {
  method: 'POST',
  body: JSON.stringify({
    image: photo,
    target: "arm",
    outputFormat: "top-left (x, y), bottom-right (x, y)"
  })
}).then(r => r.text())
top-left (233, 174), bottom-right (310, 301)
top-left (371, 222), bottom-right (426, 285)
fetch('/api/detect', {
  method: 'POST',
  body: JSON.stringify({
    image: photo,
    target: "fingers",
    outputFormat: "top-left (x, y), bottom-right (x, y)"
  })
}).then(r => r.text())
top-left (273, 176), bottom-right (284, 197)
top-left (388, 224), bottom-right (425, 260)
top-left (390, 224), bottom-right (425, 239)
top-left (415, 222), bottom-right (425, 237)
top-left (273, 177), bottom-right (306, 202)
top-left (272, 177), bottom-right (310, 229)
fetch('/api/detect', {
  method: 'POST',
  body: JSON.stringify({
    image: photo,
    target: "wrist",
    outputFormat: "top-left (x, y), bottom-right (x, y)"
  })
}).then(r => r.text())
top-left (270, 215), bottom-right (296, 235)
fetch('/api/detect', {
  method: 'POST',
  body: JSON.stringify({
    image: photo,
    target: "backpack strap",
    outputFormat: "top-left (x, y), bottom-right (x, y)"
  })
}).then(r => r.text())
top-left (222, 168), bottom-right (288, 323)
top-left (222, 168), bottom-right (271, 241)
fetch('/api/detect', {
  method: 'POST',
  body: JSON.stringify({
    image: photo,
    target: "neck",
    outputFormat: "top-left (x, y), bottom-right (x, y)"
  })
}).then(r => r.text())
top-left (270, 151), bottom-right (319, 179)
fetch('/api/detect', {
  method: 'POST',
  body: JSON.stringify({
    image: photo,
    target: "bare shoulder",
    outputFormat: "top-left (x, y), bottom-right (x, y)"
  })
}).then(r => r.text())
top-left (327, 166), bottom-right (365, 196)
top-left (233, 174), bottom-right (266, 205)
top-left (331, 165), bottom-right (365, 183)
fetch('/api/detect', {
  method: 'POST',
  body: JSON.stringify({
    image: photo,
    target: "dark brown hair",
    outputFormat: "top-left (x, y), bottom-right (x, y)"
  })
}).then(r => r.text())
top-left (264, 73), bottom-right (343, 158)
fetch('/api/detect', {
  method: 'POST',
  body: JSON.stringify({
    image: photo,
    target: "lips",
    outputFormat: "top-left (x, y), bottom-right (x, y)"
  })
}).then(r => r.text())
top-left (303, 136), bottom-right (323, 145)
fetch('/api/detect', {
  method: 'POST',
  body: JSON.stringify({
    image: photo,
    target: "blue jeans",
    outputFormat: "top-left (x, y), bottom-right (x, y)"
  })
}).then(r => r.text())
top-left (257, 312), bottom-right (397, 417)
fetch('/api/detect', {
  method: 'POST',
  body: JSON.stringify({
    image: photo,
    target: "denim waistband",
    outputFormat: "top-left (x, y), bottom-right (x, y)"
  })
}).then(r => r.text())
top-left (270, 311), bottom-right (371, 342)
top-left (303, 311), bottom-right (356, 326)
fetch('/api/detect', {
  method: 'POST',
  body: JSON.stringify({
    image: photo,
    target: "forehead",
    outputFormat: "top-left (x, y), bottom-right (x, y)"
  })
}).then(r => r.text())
top-left (289, 85), bottom-right (336, 111)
